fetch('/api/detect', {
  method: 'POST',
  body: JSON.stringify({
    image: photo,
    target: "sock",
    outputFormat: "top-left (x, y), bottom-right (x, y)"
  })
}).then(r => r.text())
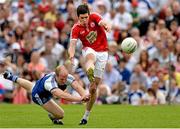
top-left (11, 75), bottom-right (18, 82)
top-left (3, 71), bottom-right (18, 82)
top-left (82, 110), bottom-right (90, 120)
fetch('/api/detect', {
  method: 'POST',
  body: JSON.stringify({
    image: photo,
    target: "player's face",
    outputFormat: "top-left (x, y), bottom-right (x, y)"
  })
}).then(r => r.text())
top-left (58, 74), bottom-right (68, 85)
top-left (79, 13), bottom-right (89, 26)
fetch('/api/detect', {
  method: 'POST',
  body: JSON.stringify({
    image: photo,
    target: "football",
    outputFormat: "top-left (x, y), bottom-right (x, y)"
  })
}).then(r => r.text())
top-left (121, 37), bottom-right (137, 54)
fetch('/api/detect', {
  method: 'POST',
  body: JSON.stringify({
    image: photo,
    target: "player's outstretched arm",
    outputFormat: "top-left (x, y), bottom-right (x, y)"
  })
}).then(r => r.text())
top-left (99, 20), bottom-right (111, 32)
top-left (51, 88), bottom-right (82, 102)
top-left (71, 80), bottom-right (90, 102)
top-left (68, 40), bottom-right (77, 64)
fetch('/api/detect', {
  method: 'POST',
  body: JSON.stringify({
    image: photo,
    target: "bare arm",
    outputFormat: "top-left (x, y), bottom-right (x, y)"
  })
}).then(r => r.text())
top-left (71, 80), bottom-right (86, 97)
top-left (71, 80), bottom-right (90, 102)
top-left (68, 40), bottom-right (77, 59)
top-left (99, 20), bottom-right (111, 32)
top-left (51, 88), bottom-right (82, 102)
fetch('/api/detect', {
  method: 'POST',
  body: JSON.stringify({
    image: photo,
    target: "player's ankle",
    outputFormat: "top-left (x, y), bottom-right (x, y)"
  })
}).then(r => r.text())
top-left (83, 110), bottom-right (90, 120)
top-left (3, 71), bottom-right (18, 82)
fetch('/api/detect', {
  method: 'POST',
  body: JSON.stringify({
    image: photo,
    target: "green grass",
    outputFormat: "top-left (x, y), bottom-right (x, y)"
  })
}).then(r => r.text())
top-left (0, 104), bottom-right (180, 128)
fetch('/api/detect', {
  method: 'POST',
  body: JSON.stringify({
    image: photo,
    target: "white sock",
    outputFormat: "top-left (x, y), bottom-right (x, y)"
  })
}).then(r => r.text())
top-left (82, 110), bottom-right (90, 120)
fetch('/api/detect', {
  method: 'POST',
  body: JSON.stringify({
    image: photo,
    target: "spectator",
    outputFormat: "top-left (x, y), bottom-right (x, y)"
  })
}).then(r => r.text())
top-left (97, 84), bottom-right (110, 104)
top-left (150, 58), bottom-right (161, 70)
top-left (38, 0), bottom-right (51, 15)
top-left (130, 64), bottom-right (148, 88)
top-left (164, 65), bottom-right (180, 88)
top-left (169, 79), bottom-right (180, 104)
top-left (142, 88), bottom-right (157, 105)
top-left (27, 51), bottom-right (45, 76)
top-left (44, 19), bottom-right (59, 40)
top-left (128, 80), bottom-right (144, 105)
top-left (12, 85), bottom-right (29, 104)
top-left (138, 50), bottom-right (150, 72)
top-left (137, 0), bottom-right (155, 35)
top-left (40, 36), bottom-right (58, 72)
top-left (44, 5), bottom-right (58, 23)
top-left (113, 3), bottom-right (133, 31)
top-left (103, 61), bottom-right (122, 91)
top-left (151, 78), bottom-right (166, 104)
top-left (147, 67), bottom-right (159, 89)
top-left (116, 58), bottom-right (131, 85)
top-left (33, 26), bottom-right (45, 50)
top-left (21, 39), bottom-right (35, 63)
top-left (0, 58), bottom-right (14, 103)
top-left (164, 7), bottom-right (175, 30)
top-left (172, 1), bottom-right (180, 25)
top-left (108, 41), bottom-right (121, 67)
top-left (106, 81), bottom-right (127, 104)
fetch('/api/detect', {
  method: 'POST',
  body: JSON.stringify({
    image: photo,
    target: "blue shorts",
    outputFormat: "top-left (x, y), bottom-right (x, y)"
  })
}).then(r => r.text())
top-left (31, 85), bottom-right (52, 106)
top-left (32, 92), bottom-right (52, 105)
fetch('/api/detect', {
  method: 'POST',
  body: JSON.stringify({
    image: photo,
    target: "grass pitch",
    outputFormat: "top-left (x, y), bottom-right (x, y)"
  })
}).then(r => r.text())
top-left (0, 104), bottom-right (180, 128)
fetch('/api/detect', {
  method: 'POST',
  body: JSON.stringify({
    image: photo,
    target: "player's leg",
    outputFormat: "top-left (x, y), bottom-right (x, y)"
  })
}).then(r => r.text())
top-left (85, 54), bottom-right (96, 81)
top-left (79, 77), bottom-right (100, 125)
top-left (80, 51), bottom-right (108, 125)
top-left (3, 71), bottom-right (33, 92)
top-left (79, 77), bottom-right (100, 124)
top-left (82, 47), bottom-right (96, 82)
top-left (42, 99), bottom-right (64, 125)
top-left (86, 77), bottom-right (100, 109)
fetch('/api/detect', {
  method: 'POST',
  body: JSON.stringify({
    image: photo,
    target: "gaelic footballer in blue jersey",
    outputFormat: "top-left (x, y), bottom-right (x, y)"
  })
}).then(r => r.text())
top-left (3, 65), bottom-right (90, 125)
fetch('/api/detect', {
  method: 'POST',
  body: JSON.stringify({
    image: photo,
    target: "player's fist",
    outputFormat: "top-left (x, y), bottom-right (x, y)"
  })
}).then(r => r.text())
top-left (82, 94), bottom-right (90, 102)
top-left (104, 23), bottom-right (111, 32)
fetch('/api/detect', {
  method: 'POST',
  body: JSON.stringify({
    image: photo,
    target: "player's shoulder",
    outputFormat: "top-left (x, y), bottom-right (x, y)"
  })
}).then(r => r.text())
top-left (44, 72), bottom-right (58, 86)
top-left (72, 23), bottom-right (81, 30)
top-left (65, 74), bottom-right (75, 85)
top-left (43, 72), bottom-right (55, 83)
top-left (67, 74), bottom-right (75, 81)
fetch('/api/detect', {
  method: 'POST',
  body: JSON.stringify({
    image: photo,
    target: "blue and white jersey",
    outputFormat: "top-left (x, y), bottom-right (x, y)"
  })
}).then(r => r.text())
top-left (128, 90), bottom-right (144, 105)
top-left (32, 72), bottom-right (75, 105)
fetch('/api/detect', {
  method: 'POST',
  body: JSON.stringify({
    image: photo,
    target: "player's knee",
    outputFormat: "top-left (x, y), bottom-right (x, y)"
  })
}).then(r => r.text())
top-left (90, 87), bottom-right (97, 94)
top-left (55, 111), bottom-right (64, 119)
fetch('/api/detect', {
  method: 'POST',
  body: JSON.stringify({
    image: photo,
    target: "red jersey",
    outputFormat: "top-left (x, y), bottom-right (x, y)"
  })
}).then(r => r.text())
top-left (71, 13), bottom-right (108, 52)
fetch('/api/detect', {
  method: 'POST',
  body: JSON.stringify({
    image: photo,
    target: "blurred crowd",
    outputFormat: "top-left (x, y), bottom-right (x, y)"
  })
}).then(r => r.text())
top-left (0, 0), bottom-right (180, 106)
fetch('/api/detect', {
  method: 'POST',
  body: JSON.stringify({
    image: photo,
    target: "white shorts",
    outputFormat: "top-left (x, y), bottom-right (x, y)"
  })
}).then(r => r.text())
top-left (82, 47), bottom-right (108, 78)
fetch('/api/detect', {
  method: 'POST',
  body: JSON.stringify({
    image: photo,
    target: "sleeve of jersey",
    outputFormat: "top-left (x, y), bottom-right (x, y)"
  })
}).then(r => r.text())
top-left (44, 77), bottom-right (58, 91)
top-left (70, 25), bottom-right (79, 41)
top-left (66, 74), bottom-right (75, 86)
top-left (91, 13), bottom-right (102, 25)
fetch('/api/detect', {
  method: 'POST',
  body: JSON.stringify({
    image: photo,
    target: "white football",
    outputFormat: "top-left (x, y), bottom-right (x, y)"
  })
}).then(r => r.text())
top-left (121, 37), bottom-right (137, 54)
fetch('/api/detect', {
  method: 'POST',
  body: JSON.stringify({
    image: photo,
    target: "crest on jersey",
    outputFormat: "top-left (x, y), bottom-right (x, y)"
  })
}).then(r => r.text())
top-left (90, 22), bottom-right (95, 28)
top-left (86, 31), bottom-right (97, 44)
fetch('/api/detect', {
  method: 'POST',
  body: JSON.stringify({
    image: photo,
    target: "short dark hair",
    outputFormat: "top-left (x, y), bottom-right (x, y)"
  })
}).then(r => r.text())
top-left (77, 4), bottom-right (90, 17)
top-left (170, 64), bottom-right (176, 72)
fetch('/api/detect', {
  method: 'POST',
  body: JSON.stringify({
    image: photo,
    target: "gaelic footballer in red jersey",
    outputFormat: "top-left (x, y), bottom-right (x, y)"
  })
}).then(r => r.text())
top-left (71, 13), bottom-right (108, 52)
top-left (68, 4), bottom-right (111, 125)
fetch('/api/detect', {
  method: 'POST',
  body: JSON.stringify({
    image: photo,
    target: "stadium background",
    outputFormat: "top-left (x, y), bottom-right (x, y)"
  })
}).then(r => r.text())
top-left (0, 0), bottom-right (180, 112)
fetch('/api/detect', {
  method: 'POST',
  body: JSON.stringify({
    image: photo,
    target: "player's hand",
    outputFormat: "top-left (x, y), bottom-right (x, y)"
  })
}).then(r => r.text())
top-left (81, 94), bottom-right (90, 102)
top-left (104, 23), bottom-right (111, 32)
